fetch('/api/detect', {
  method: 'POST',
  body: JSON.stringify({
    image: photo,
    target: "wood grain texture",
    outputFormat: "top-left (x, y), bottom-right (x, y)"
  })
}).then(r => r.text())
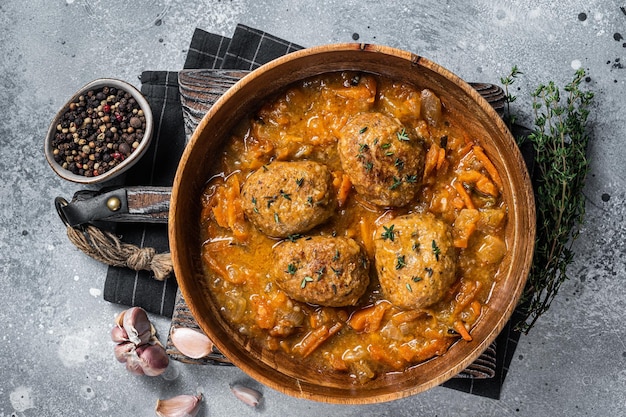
top-left (168, 45), bottom-right (534, 403)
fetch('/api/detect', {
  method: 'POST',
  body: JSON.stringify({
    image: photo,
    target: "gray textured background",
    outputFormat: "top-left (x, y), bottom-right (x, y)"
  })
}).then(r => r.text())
top-left (1, 0), bottom-right (624, 415)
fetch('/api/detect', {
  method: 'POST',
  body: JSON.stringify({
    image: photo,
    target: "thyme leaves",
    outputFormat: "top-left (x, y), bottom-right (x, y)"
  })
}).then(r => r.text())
top-left (502, 67), bottom-right (593, 334)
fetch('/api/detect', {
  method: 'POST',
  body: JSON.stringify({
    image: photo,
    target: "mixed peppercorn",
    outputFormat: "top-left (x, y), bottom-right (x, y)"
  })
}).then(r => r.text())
top-left (50, 85), bottom-right (147, 178)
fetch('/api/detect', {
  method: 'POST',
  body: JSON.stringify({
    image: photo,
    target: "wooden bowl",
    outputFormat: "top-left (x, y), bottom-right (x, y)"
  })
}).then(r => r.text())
top-left (169, 44), bottom-right (535, 404)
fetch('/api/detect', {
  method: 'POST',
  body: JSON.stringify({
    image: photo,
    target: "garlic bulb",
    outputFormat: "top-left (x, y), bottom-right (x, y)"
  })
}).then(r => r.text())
top-left (110, 307), bottom-right (169, 376)
top-left (170, 327), bottom-right (214, 359)
top-left (155, 394), bottom-right (203, 417)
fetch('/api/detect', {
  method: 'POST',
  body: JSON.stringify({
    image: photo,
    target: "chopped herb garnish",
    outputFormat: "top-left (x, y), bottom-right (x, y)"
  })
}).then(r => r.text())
top-left (412, 276), bottom-right (423, 282)
top-left (331, 266), bottom-right (343, 276)
top-left (316, 266), bottom-right (326, 279)
top-left (333, 249), bottom-right (340, 261)
top-left (385, 150), bottom-right (395, 157)
top-left (394, 158), bottom-right (405, 170)
top-left (432, 240), bottom-right (441, 261)
top-left (406, 283), bottom-right (413, 292)
top-left (412, 241), bottom-right (420, 252)
top-left (381, 224), bottom-right (396, 241)
top-left (424, 267), bottom-right (434, 277)
top-left (396, 128), bottom-right (410, 142)
top-left (262, 165), bottom-right (269, 171)
top-left (251, 197), bottom-right (259, 213)
top-left (265, 195), bottom-right (277, 208)
top-left (359, 126), bottom-right (368, 134)
top-left (286, 233), bottom-right (303, 242)
top-left (332, 284), bottom-right (338, 294)
top-left (381, 143), bottom-right (392, 149)
top-left (301, 276), bottom-right (314, 288)
top-left (280, 190), bottom-right (291, 200)
top-left (395, 255), bottom-right (406, 270)
top-left (286, 263), bottom-right (297, 275)
top-left (359, 143), bottom-right (369, 152)
top-left (274, 212), bottom-right (280, 223)
top-left (307, 196), bottom-right (314, 206)
top-left (364, 161), bottom-right (374, 172)
top-left (389, 176), bottom-right (403, 190)
top-left (405, 174), bottom-right (418, 183)
top-left (373, 138), bottom-right (379, 145)
top-left (295, 177), bottom-right (304, 187)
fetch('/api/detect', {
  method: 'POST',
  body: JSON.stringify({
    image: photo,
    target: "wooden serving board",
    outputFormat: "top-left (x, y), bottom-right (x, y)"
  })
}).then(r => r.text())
top-left (165, 69), bottom-right (505, 379)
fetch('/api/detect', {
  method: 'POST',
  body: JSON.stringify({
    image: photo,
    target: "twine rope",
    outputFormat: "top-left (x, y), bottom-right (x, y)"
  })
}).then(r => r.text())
top-left (66, 224), bottom-right (172, 281)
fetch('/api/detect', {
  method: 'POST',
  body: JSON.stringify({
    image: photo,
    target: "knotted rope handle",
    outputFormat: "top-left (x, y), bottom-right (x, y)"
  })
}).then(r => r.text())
top-left (56, 197), bottom-right (173, 280)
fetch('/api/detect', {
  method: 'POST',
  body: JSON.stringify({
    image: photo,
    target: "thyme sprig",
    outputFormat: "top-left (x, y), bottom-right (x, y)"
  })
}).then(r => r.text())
top-left (502, 67), bottom-right (593, 334)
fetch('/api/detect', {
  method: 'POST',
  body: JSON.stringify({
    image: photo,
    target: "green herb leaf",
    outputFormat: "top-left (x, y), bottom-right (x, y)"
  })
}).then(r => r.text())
top-left (389, 176), bottom-right (402, 190)
top-left (431, 240), bottom-right (441, 261)
top-left (316, 266), bottom-right (326, 279)
top-left (301, 276), bottom-right (314, 288)
top-left (286, 263), bottom-right (297, 275)
top-left (396, 128), bottom-right (410, 142)
top-left (381, 224), bottom-right (395, 241)
top-left (395, 255), bottom-right (406, 270)
top-left (286, 233), bottom-right (303, 242)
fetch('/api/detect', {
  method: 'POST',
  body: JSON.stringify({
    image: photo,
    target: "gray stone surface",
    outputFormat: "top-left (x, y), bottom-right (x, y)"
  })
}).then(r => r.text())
top-left (1, 0), bottom-right (624, 415)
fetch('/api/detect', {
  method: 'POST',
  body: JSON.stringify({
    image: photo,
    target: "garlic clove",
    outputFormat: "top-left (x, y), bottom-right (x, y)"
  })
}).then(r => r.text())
top-left (113, 341), bottom-right (135, 363)
top-left (122, 307), bottom-right (153, 346)
top-left (124, 350), bottom-right (145, 375)
top-left (110, 325), bottom-right (129, 343)
top-left (230, 384), bottom-right (262, 407)
top-left (155, 393), bottom-right (203, 417)
top-left (114, 309), bottom-right (126, 328)
top-left (170, 327), bottom-right (214, 359)
top-left (136, 344), bottom-right (169, 377)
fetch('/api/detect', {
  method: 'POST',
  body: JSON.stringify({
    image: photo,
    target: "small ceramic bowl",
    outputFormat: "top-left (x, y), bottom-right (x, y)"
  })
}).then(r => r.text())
top-left (44, 78), bottom-right (153, 184)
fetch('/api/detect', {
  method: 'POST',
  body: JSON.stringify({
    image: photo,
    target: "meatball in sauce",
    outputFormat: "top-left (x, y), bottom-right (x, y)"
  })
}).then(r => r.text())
top-left (374, 212), bottom-right (457, 310)
top-left (241, 160), bottom-right (336, 238)
top-left (337, 112), bottom-right (426, 207)
top-left (272, 236), bottom-right (370, 307)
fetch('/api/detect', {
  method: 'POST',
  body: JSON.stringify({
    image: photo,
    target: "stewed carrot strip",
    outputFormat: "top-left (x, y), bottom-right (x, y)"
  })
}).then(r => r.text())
top-left (336, 172), bottom-right (352, 208)
top-left (293, 322), bottom-right (343, 357)
top-left (472, 145), bottom-right (503, 190)
top-left (453, 181), bottom-right (475, 210)
top-left (454, 321), bottom-right (473, 341)
top-left (347, 302), bottom-right (390, 333)
top-left (423, 144), bottom-right (440, 179)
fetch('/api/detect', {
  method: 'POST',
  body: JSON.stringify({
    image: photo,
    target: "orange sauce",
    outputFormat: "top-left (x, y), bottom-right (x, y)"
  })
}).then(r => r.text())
top-left (199, 72), bottom-right (507, 383)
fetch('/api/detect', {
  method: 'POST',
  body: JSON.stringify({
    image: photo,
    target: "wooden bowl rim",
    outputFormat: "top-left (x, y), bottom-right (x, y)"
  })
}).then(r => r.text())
top-left (170, 43), bottom-right (535, 404)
